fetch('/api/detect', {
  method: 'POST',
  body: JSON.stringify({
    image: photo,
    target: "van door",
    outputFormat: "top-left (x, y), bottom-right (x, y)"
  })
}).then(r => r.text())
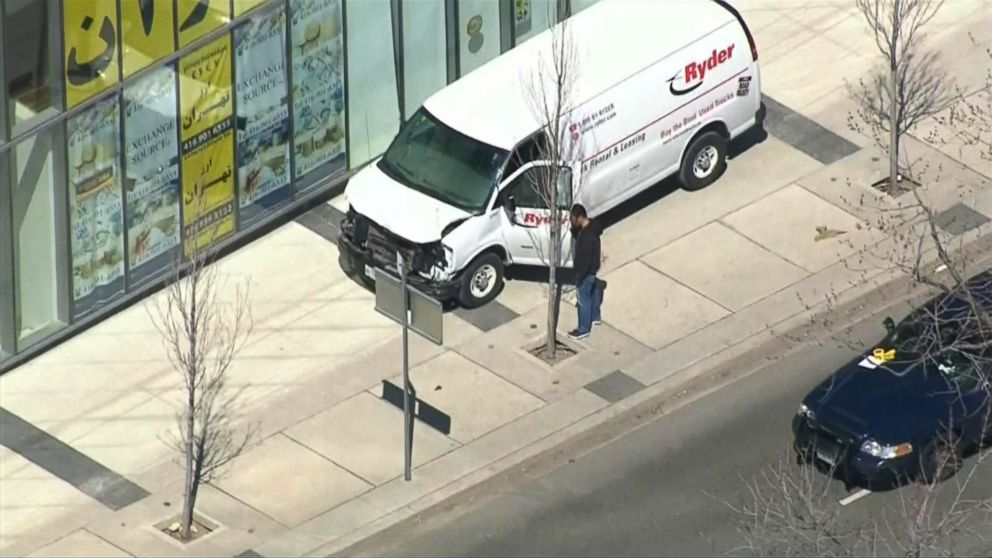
top-left (497, 161), bottom-right (574, 267)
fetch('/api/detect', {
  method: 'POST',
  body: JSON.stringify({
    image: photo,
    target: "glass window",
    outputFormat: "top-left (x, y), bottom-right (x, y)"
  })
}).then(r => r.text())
top-left (0, 150), bottom-right (14, 359)
top-left (4, 0), bottom-right (63, 136)
top-left (507, 164), bottom-right (572, 210)
top-left (235, 7), bottom-right (291, 226)
top-left (120, 0), bottom-right (178, 79)
top-left (67, 96), bottom-right (125, 317)
top-left (378, 108), bottom-right (508, 213)
top-left (513, 0), bottom-right (555, 45)
top-left (123, 65), bottom-right (181, 287)
top-left (289, 0), bottom-right (346, 184)
top-left (62, 0), bottom-right (121, 109)
top-left (345, 0), bottom-right (401, 166)
top-left (177, 0), bottom-right (231, 48)
top-left (568, 0), bottom-right (600, 16)
top-left (178, 34), bottom-right (236, 256)
top-left (400, 0), bottom-right (447, 120)
top-left (11, 128), bottom-right (66, 347)
top-left (457, 0), bottom-right (501, 76)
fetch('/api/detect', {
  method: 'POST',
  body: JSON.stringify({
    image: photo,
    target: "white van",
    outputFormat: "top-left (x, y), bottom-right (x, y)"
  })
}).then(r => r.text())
top-left (339, 0), bottom-right (764, 308)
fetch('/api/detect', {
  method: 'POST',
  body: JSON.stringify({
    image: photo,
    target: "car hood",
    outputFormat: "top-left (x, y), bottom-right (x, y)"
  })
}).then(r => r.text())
top-left (804, 353), bottom-right (949, 438)
top-left (345, 161), bottom-right (472, 244)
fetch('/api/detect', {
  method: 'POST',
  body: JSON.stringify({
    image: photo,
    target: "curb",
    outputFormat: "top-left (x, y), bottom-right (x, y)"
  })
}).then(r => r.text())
top-left (296, 225), bottom-right (992, 557)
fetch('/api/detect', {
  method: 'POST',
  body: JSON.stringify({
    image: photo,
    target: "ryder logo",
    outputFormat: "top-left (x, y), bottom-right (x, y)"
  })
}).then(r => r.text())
top-left (667, 44), bottom-right (735, 96)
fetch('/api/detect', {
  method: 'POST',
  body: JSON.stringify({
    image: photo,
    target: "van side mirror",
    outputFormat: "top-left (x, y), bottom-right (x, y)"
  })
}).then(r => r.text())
top-left (883, 316), bottom-right (895, 333)
top-left (503, 194), bottom-right (517, 217)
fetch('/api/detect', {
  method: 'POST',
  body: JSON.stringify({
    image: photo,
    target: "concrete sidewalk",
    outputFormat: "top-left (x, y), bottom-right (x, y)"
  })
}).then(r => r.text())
top-left (2, 1), bottom-right (990, 557)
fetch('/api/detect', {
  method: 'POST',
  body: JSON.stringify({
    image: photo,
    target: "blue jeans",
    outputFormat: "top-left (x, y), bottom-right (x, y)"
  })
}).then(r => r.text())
top-left (577, 274), bottom-right (602, 333)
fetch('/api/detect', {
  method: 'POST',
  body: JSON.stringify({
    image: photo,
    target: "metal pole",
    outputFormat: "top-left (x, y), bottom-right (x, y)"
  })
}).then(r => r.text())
top-left (398, 250), bottom-right (412, 481)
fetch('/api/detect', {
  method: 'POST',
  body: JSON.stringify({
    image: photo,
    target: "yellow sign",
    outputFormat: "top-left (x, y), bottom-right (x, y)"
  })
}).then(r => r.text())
top-left (233, 0), bottom-right (270, 16)
top-left (177, 0), bottom-right (231, 48)
top-left (179, 35), bottom-right (235, 255)
top-left (179, 34), bottom-right (233, 141)
top-left (121, 0), bottom-right (177, 78)
top-left (63, 0), bottom-right (121, 108)
top-left (181, 131), bottom-right (235, 254)
top-left (873, 348), bottom-right (896, 362)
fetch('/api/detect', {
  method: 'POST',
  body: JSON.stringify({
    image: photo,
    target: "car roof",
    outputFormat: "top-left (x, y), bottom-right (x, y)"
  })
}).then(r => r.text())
top-left (422, 0), bottom-right (738, 151)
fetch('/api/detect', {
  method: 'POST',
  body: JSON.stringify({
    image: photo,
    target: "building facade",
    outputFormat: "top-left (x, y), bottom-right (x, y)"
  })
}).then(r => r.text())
top-left (0, 0), bottom-right (603, 372)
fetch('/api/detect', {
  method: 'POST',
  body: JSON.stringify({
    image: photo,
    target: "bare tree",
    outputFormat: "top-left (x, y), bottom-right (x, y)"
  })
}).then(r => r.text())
top-left (727, 427), bottom-right (991, 557)
top-left (927, 33), bottom-right (992, 166)
top-left (148, 196), bottom-right (256, 540)
top-left (848, 0), bottom-right (958, 192)
top-left (724, 449), bottom-right (874, 558)
top-left (520, 5), bottom-right (583, 359)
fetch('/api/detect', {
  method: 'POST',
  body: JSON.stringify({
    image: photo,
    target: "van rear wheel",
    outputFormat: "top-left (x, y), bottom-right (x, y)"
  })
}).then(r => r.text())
top-left (459, 253), bottom-right (504, 308)
top-left (679, 131), bottom-right (727, 191)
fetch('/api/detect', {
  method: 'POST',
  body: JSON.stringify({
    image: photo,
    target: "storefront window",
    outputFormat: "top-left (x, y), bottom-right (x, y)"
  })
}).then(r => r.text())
top-left (513, 0), bottom-right (555, 45)
top-left (4, 0), bottom-right (64, 136)
top-left (62, 0), bottom-right (122, 109)
top-left (235, 7), bottom-right (291, 225)
top-left (177, 0), bottom-right (231, 48)
top-left (568, 0), bottom-right (600, 16)
top-left (123, 65), bottom-right (181, 287)
top-left (401, 0), bottom-right (447, 120)
top-left (178, 34), bottom-right (237, 256)
top-left (345, 0), bottom-right (400, 167)
top-left (457, 0), bottom-right (502, 77)
top-left (11, 128), bottom-right (67, 347)
top-left (67, 96), bottom-right (125, 317)
top-left (0, 150), bottom-right (14, 359)
top-left (120, 0), bottom-right (178, 79)
top-left (289, 0), bottom-right (346, 184)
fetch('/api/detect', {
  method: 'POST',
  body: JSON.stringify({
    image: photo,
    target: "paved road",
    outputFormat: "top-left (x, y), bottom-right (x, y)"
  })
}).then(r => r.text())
top-left (342, 311), bottom-right (992, 557)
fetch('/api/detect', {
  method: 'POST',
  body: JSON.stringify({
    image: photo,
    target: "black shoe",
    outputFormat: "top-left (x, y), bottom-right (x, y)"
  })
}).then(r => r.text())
top-left (592, 319), bottom-right (603, 326)
top-left (567, 329), bottom-right (590, 340)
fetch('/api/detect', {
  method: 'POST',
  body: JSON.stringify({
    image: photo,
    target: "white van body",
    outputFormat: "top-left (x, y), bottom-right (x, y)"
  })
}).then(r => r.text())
top-left (339, 0), bottom-right (764, 307)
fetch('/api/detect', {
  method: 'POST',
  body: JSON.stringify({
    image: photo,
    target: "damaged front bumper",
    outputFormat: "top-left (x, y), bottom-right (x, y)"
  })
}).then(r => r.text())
top-left (337, 208), bottom-right (462, 301)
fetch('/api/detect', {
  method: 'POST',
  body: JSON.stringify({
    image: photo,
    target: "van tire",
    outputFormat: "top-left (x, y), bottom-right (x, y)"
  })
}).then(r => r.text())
top-left (459, 253), bottom-right (504, 308)
top-left (679, 131), bottom-right (727, 191)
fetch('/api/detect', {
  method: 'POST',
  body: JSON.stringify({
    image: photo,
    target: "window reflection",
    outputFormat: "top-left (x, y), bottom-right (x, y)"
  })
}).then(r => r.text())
top-left (3, 0), bottom-right (63, 136)
top-left (11, 128), bottom-right (65, 346)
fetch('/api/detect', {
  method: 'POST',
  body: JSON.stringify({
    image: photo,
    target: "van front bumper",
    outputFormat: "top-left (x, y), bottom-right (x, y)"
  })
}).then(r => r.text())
top-left (337, 231), bottom-right (462, 302)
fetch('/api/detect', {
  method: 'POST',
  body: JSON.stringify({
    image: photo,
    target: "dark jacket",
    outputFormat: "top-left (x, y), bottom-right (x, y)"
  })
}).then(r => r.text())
top-left (572, 219), bottom-right (602, 283)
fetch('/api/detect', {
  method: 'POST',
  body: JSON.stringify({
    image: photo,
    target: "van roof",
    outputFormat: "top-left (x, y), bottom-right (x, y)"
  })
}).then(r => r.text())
top-left (422, 0), bottom-right (738, 152)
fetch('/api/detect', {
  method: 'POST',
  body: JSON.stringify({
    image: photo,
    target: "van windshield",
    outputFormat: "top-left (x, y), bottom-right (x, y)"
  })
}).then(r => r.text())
top-left (379, 108), bottom-right (508, 214)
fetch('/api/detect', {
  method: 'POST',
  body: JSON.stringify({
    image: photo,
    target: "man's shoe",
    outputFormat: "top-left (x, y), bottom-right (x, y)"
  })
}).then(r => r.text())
top-left (567, 329), bottom-right (590, 341)
top-left (592, 319), bottom-right (603, 326)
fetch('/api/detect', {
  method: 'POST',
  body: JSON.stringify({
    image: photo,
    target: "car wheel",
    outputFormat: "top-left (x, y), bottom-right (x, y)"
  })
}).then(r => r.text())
top-left (919, 432), bottom-right (963, 484)
top-left (459, 252), bottom-right (504, 309)
top-left (679, 131), bottom-right (727, 191)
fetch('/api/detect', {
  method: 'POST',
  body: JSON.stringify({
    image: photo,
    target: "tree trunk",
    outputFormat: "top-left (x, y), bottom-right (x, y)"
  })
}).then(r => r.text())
top-left (181, 401), bottom-right (195, 539)
top-left (889, 0), bottom-right (900, 190)
top-left (546, 171), bottom-right (559, 359)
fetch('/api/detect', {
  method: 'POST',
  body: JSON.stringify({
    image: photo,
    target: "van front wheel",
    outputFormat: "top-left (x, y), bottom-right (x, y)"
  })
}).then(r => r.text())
top-left (680, 131), bottom-right (727, 191)
top-left (459, 253), bottom-right (504, 308)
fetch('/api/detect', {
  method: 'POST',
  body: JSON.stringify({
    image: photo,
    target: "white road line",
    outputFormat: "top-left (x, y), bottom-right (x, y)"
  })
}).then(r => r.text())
top-left (839, 488), bottom-right (872, 506)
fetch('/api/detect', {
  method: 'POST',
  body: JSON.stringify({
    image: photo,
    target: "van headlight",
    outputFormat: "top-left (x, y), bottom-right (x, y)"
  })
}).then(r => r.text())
top-left (797, 403), bottom-right (814, 419)
top-left (860, 439), bottom-right (913, 459)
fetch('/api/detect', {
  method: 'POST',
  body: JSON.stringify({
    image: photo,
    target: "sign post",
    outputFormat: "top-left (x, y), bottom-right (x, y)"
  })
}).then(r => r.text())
top-left (398, 251), bottom-right (412, 481)
top-left (374, 253), bottom-right (443, 482)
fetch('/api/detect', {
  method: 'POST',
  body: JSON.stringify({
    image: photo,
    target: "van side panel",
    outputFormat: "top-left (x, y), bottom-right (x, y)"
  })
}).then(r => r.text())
top-left (572, 21), bottom-right (758, 217)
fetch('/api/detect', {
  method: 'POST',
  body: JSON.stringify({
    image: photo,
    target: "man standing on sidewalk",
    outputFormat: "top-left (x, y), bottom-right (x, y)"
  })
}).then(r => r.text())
top-left (567, 204), bottom-right (603, 341)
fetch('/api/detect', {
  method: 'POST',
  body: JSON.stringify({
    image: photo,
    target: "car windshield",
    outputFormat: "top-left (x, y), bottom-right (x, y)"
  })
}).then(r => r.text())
top-left (378, 108), bottom-right (509, 214)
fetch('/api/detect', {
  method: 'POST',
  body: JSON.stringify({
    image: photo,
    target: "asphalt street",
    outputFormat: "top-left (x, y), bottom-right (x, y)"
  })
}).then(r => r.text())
top-left (342, 310), bottom-right (992, 557)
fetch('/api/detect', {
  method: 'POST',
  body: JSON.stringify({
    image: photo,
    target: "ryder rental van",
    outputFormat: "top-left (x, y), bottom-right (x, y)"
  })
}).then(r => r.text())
top-left (339, 0), bottom-right (764, 308)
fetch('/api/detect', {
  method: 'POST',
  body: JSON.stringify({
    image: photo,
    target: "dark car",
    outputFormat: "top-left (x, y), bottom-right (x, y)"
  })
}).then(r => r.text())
top-left (793, 270), bottom-right (992, 487)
